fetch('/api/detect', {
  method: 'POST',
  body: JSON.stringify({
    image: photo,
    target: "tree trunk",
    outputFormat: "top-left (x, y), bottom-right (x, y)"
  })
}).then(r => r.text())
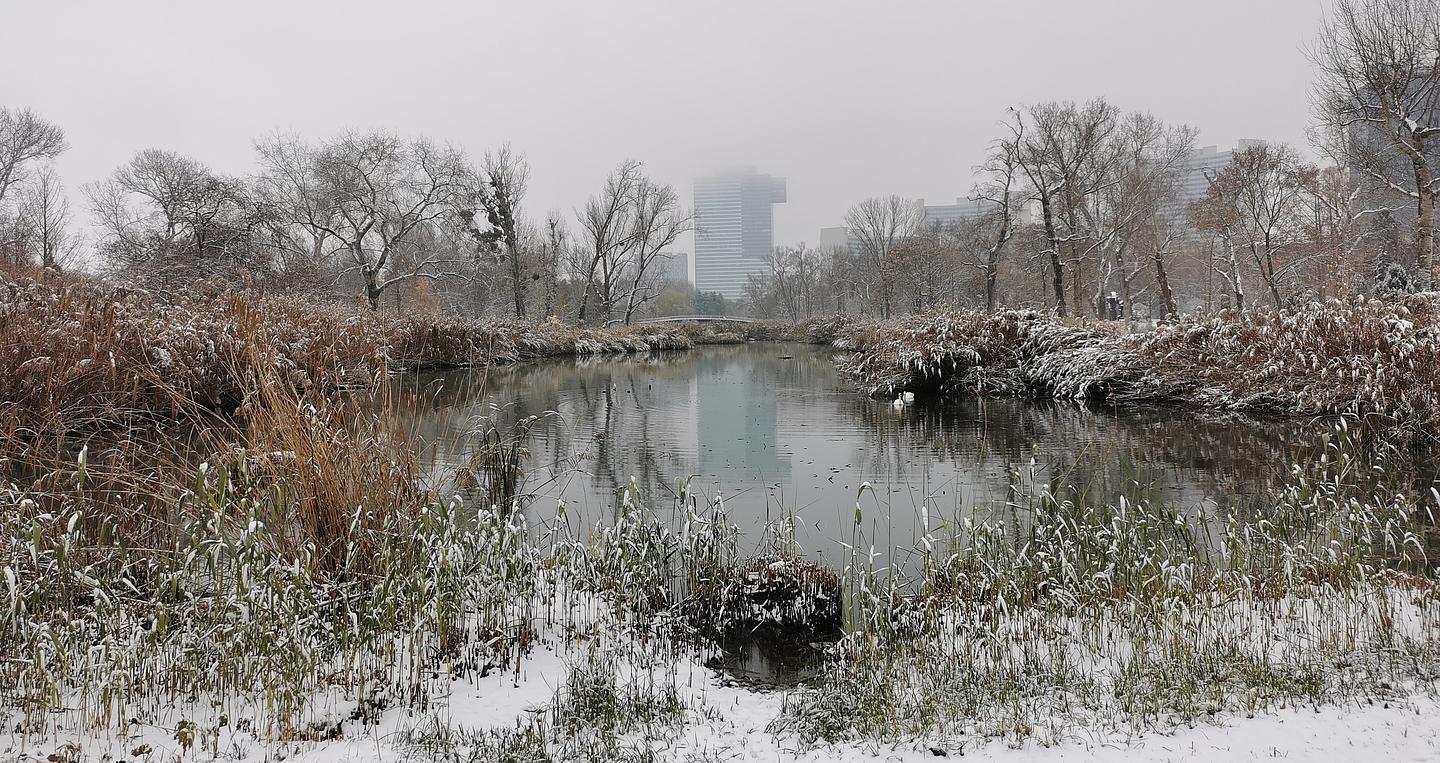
top-left (1039, 196), bottom-right (1066, 317)
top-left (508, 234), bottom-right (526, 319)
top-left (364, 268), bottom-right (382, 311)
top-left (542, 258), bottom-right (557, 319)
top-left (1266, 264), bottom-right (1285, 307)
top-left (1256, 239), bottom-right (1284, 308)
top-left (984, 251), bottom-right (999, 312)
top-left (1115, 246), bottom-right (1133, 324)
top-left (623, 291), bottom-right (638, 325)
top-left (1416, 163), bottom-right (1435, 290)
top-left (876, 257), bottom-right (893, 319)
top-left (1228, 249), bottom-right (1245, 311)
top-left (576, 258), bottom-right (599, 324)
top-left (1153, 248), bottom-right (1177, 319)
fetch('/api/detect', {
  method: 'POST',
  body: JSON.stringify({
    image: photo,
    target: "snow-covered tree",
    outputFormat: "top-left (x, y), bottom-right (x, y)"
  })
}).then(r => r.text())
top-left (1312, 0), bottom-right (1440, 288)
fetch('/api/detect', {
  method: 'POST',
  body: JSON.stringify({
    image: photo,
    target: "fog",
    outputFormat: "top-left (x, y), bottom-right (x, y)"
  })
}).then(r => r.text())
top-left (0, 0), bottom-right (1325, 251)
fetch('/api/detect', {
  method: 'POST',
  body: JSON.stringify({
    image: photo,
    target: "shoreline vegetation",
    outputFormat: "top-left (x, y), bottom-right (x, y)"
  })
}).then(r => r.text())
top-left (839, 296), bottom-right (1440, 440)
top-left (4, 270), bottom-right (1440, 761)
top-left (12, 269), bottom-right (1440, 442)
top-left (0, 273), bottom-right (843, 440)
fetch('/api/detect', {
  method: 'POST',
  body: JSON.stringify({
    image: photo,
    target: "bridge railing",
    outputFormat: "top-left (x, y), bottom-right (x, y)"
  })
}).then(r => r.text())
top-left (639, 315), bottom-right (756, 324)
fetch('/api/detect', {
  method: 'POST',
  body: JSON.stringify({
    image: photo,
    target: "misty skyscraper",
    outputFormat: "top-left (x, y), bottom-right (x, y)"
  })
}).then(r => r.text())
top-left (692, 169), bottom-right (786, 301)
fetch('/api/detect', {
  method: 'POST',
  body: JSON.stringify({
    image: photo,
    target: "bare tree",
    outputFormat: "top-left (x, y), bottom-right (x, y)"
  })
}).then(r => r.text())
top-left (19, 165), bottom-right (78, 271)
top-left (975, 119), bottom-right (1023, 310)
top-left (1295, 164), bottom-right (1374, 297)
top-left (255, 130), bottom-right (470, 310)
top-left (622, 177), bottom-right (692, 324)
top-left (1094, 112), bottom-right (1197, 320)
top-left (843, 195), bottom-right (922, 318)
top-left (763, 243), bottom-right (825, 321)
top-left (821, 244), bottom-right (865, 315)
top-left (1012, 99), bottom-right (1122, 318)
top-left (1192, 144), bottom-right (1315, 310)
top-left (1191, 195), bottom-right (1249, 312)
top-left (1312, 0), bottom-right (1440, 288)
top-left (87, 149), bottom-right (252, 285)
top-left (1140, 208), bottom-right (1187, 319)
top-left (0, 107), bottom-right (67, 209)
top-left (539, 211), bottom-right (568, 319)
top-left (574, 160), bottom-right (641, 324)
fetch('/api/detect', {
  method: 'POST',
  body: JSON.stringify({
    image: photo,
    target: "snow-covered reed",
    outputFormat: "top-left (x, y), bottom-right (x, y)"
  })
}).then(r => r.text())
top-left (3, 405), bottom-right (1438, 760)
top-left (841, 297), bottom-right (1440, 437)
top-left (0, 273), bottom-right (760, 447)
top-left (772, 425), bottom-right (1440, 751)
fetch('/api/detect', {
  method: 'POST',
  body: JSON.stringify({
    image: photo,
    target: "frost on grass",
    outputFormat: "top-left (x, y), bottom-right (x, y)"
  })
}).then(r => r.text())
top-left (840, 297), bottom-right (1440, 436)
top-left (771, 429), bottom-right (1440, 752)
top-left (3, 421), bottom-right (1440, 760)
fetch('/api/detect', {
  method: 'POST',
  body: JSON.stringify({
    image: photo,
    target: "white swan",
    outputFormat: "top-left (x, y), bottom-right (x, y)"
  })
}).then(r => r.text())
top-left (901, 391), bottom-right (916, 404)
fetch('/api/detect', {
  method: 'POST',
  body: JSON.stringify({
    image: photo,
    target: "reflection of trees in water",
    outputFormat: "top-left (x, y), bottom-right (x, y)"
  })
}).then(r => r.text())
top-left (395, 351), bottom-right (706, 517)
top-left (836, 393), bottom-right (1328, 515)
top-left (395, 345), bottom-right (1440, 563)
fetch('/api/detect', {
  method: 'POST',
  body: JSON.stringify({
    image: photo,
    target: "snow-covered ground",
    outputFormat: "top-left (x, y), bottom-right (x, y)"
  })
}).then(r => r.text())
top-left (6, 645), bottom-right (1437, 763)
top-left (686, 696), bottom-right (1440, 763)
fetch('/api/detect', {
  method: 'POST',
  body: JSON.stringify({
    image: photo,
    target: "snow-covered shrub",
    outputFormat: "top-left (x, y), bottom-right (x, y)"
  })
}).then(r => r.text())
top-left (839, 309), bottom-right (1129, 399)
top-left (840, 299), bottom-right (1440, 437)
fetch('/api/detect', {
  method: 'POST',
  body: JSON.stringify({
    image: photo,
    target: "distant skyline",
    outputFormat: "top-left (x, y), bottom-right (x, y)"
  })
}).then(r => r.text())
top-left (0, 0), bottom-right (1327, 255)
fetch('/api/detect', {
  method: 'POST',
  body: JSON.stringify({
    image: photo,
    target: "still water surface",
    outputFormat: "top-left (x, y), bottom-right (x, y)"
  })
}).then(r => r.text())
top-left (399, 342), bottom-right (1348, 563)
top-left (398, 341), bottom-right (1440, 685)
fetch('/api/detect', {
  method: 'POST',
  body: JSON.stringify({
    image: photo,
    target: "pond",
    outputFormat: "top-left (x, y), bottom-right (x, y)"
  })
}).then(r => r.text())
top-left (396, 342), bottom-right (1410, 564)
top-left (410, 343), bottom-right (1440, 684)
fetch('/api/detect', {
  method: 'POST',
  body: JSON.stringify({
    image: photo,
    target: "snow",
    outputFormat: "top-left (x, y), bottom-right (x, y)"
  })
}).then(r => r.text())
top-left (684, 696), bottom-right (1440, 762)
top-left (6, 649), bottom-right (1438, 763)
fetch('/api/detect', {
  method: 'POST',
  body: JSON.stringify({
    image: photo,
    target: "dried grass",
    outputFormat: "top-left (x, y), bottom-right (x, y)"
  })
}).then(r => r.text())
top-left (841, 298), bottom-right (1440, 438)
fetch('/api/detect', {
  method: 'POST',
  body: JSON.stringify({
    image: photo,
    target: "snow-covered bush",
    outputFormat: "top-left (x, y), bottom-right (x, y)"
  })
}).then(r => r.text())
top-left (841, 299), bottom-right (1440, 437)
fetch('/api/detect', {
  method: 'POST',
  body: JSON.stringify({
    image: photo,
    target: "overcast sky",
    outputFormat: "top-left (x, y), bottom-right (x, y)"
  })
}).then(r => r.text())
top-left (1, 0), bottom-right (1328, 252)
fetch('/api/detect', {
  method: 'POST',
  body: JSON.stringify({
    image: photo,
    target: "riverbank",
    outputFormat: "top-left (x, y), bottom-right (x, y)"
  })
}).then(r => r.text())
top-left (0, 273), bottom-right (840, 444)
top-left (2, 415), bottom-right (1436, 762)
top-left (839, 298), bottom-right (1440, 438)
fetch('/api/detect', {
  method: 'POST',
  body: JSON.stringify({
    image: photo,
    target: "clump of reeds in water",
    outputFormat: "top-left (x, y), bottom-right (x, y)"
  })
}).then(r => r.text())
top-left (771, 422), bottom-right (1440, 751)
top-left (0, 270), bottom-right (767, 450)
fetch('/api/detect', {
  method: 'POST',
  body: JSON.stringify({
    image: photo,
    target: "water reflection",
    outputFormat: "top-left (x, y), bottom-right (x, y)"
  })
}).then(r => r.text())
top-left (704, 623), bottom-right (841, 688)
top-left (395, 343), bottom-right (1377, 565)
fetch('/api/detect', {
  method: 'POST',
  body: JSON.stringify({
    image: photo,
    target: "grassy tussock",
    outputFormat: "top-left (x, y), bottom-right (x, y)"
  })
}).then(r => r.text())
top-left (839, 309), bottom-right (1125, 398)
top-left (842, 297), bottom-right (1440, 436)
top-left (1130, 296), bottom-right (1440, 428)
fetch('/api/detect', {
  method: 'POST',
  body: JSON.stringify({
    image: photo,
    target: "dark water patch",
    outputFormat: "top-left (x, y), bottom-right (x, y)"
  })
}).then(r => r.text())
top-left (705, 622), bottom-right (843, 688)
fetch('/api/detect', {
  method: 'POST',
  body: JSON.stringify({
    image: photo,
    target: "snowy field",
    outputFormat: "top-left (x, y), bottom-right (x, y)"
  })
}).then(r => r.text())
top-left (4, 645), bottom-right (1437, 763)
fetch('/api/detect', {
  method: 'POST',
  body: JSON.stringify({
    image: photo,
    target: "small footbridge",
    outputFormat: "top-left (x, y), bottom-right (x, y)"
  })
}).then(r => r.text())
top-left (640, 315), bottom-right (756, 325)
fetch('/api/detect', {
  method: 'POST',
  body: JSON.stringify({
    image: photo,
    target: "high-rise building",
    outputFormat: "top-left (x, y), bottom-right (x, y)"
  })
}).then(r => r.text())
top-left (693, 169), bottom-right (786, 301)
top-left (818, 226), bottom-right (851, 253)
top-left (920, 197), bottom-right (994, 228)
top-left (918, 197), bottom-right (1034, 230)
top-left (657, 251), bottom-right (690, 285)
top-left (1163, 139), bottom-right (1265, 221)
